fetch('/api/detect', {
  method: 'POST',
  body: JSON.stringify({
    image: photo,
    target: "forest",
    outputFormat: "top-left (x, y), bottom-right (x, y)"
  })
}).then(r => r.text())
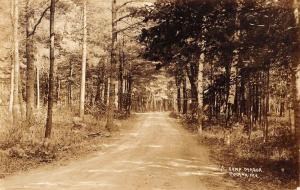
top-left (0, 0), bottom-right (299, 189)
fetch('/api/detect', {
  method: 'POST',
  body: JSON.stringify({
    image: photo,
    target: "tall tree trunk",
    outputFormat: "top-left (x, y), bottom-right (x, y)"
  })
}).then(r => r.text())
top-left (118, 41), bottom-right (124, 111)
top-left (175, 73), bottom-right (181, 113)
top-left (186, 63), bottom-right (198, 117)
top-left (106, 0), bottom-right (117, 129)
top-left (36, 65), bottom-right (40, 109)
top-left (95, 63), bottom-right (103, 105)
top-left (9, 53), bottom-right (14, 114)
top-left (18, 72), bottom-right (24, 118)
top-left (226, 57), bottom-right (238, 127)
top-left (126, 79), bottom-right (132, 114)
top-left (9, 0), bottom-right (14, 115)
top-left (68, 61), bottom-right (73, 107)
top-left (293, 0), bottom-right (300, 186)
top-left (80, 0), bottom-right (87, 118)
top-left (104, 77), bottom-right (108, 106)
top-left (262, 68), bottom-right (270, 143)
top-left (126, 62), bottom-right (132, 116)
top-left (25, 0), bottom-right (35, 123)
top-left (197, 50), bottom-right (204, 133)
top-left (183, 75), bottom-right (187, 114)
top-left (12, 0), bottom-right (20, 124)
top-left (56, 76), bottom-right (60, 104)
top-left (45, 0), bottom-right (56, 139)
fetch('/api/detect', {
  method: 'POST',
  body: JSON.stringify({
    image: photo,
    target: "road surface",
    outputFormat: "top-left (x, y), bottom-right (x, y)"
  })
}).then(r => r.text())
top-left (1, 112), bottom-right (240, 190)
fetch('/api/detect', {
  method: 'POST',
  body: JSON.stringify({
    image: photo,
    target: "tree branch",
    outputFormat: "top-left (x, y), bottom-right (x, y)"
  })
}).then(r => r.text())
top-left (114, 11), bottom-right (137, 24)
top-left (28, 6), bottom-right (50, 37)
top-left (28, 0), bottom-right (59, 37)
top-left (116, 0), bottom-right (137, 11)
top-left (115, 21), bottom-right (144, 34)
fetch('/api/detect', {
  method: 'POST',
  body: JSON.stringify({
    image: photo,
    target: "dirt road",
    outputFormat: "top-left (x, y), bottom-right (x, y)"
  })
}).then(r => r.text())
top-left (0, 112), bottom-right (240, 190)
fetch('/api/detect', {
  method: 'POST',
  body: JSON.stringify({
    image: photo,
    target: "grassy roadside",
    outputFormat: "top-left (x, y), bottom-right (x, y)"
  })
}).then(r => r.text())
top-left (0, 107), bottom-right (135, 179)
top-left (171, 113), bottom-right (298, 190)
top-left (199, 127), bottom-right (297, 190)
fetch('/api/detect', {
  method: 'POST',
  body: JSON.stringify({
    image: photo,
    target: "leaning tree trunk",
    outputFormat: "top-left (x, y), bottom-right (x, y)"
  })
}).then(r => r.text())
top-left (45, 0), bottom-right (56, 139)
top-left (12, 0), bottom-right (20, 124)
top-left (79, 0), bottom-right (87, 119)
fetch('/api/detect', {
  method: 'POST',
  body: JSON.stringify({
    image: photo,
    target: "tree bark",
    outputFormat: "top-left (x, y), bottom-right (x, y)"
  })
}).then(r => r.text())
top-left (186, 63), bottom-right (198, 117)
top-left (118, 42), bottom-right (124, 111)
top-left (197, 50), bottom-right (204, 133)
top-left (95, 63), bottom-right (103, 105)
top-left (9, 53), bottom-right (14, 114)
top-left (183, 75), bottom-right (187, 114)
top-left (293, 0), bottom-right (300, 186)
top-left (80, 0), bottom-right (87, 118)
top-left (126, 62), bottom-right (132, 116)
top-left (106, 0), bottom-right (117, 129)
top-left (8, 0), bottom-right (14, 115)
top-left (36, 65), bottom-right (40, 109)
top-left (175, 73), bottom-right (181, 113)
top-left (45, 0), bottom-right (56, 139)
top-left (12, 0), bottom-right (20, 124)
top-left (104, 77), bottom-right (108, 106)
top-left (25, 7), bottom-right (36, 122)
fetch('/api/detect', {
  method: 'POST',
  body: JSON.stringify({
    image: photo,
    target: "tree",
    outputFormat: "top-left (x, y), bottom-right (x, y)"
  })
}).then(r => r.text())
top-left (197, 40), bottom-right (205, 133)
top-left (12, 0), bottom-right (20, 124)
top-left (25, 1), bottom-right (50, 122)
top-left (79, 0), bottom-right (87, 119)
top-left (25, 0), bottom-right (36, 123)
top-left (106, 0), bottom-right (118, 130)
top-left (292, 0), bottom-right (300, 186)
top-left (8, 0), bottom-right (14, 115)
top-left (36, 64), bottom-right (40, 109)
top-left (45, 0), bottom-right (56, 139)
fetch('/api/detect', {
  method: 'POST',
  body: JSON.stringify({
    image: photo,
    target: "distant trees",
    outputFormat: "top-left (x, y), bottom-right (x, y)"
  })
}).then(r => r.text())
top-left (106, 0), bottom-right (146, 128)
top-left (1, 0), bottom-right (149, 140)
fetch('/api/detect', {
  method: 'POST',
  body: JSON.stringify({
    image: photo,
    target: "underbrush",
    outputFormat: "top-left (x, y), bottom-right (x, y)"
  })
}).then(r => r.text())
top-left (198, 118), bottom-right (297, 190)
top-left (169, 111), bottom-right (200, 132)
top-left (0, 106), bottom-right (118, 178)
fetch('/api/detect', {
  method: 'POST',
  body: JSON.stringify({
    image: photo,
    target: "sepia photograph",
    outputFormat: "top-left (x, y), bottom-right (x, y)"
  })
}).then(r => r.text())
top-left (0, 0), bottom-right (299, 189)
